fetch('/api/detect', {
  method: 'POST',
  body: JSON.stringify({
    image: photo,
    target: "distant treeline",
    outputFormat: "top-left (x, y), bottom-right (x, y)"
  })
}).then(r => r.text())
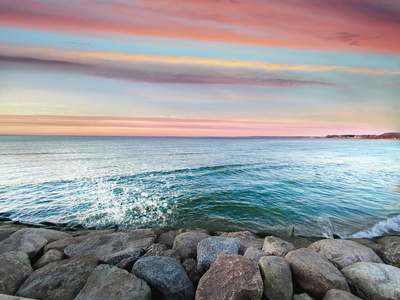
top-left (326, 132), bottom-right (400, 139)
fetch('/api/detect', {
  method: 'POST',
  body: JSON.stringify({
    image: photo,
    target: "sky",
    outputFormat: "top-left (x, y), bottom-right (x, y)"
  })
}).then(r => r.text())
top-left (0, 0), bottom-right (399, 137)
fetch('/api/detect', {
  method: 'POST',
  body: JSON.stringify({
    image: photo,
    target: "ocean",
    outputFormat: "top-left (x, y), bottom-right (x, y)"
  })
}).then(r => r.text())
top-left (1, 135), bottom-right (399, 238)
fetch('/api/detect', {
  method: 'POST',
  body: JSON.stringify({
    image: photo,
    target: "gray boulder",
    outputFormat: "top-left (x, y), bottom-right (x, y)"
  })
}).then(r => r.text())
top-left (195, 253), bottom-right (263, 300)
top-left (132, 256), bottom-right (194, 300)
top-left (262, 236), bottom-right (296, 257)
top-left (172, 231), bottom-right (210, 260)
top-left (378, 236), bottom-right (400, 267)
top-left (0, 252), bottom-right (33, 295)
top-left (75, 264), bottom-right (151, 300)
top-left (16, 254), bottom-right (98, 300)
top-left (0, 294), bottom-right (36, 300)
top-left (348, 238), bottom-right (384, 260)
top-left (44, 236), bottom-right (89, 253)
top-left (308, 239), bottom-right (383, 269)
top-left (284, 236), bottom-right (313, 249)
top-left (220, 231), bottom-right (263, 254)
top-left (64, 229), bottom-right (155, 264)
top-left (33, 249), bottom-right (64, 270)
top-left (244, 246), bottom-right (268, 262)
top-left (323, 289), bottom-right (361, 300)
top-left (285, 248), bottom-right (350, 299)
top-left (13, 228), bottom-right (70, 243)
top-left (0, 224), bottom-right (27, 242)
top-left (341, 262), bottom-right (400, 300)
top-left (197, 236), bottom-right (240, 273)
top-left (157, 230), bottom-right (177, 249)
top-left (0, 233), bottom-right (48, 259)
top-left (182, 259), bottom-right (201, 286)
top-left (293, 293), bottom-right (315, 300)
top-left (143, 243), bottom-right (180, 261)
top-left (258, 256), bottom-right (293, 300)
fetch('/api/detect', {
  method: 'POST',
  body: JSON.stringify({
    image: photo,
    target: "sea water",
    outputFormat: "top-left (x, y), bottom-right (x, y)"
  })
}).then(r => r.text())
top-left (1, 135), bottom-right (399, 238)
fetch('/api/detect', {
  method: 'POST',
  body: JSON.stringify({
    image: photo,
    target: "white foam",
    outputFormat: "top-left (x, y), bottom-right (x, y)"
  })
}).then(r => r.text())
top-left (352, 215), bottom-right (400, 238)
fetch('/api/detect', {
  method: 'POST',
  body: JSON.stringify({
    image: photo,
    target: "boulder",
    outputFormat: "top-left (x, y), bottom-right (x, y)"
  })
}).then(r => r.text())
top-left (244, 246), bottom-right (268, 262)
top-left (182, 259), bottom-right (201, 286)
top-left (323, 289), bottom-right (361, 300)
top-left (284, 248), bottom-right (350, 299)
top-left (220, 231), bottom-right (263, 254)
top-left (143, 243), bottom-right (180, 261)
top-left (197, 236), bottom-right (240, 273)
top-left (378, 236), bottom-right (400, 267)
top-left (75, 264), bottom-right (151, 300)
top-left (117, 256), bottom-right (140, 271)
top-left (64, 229), bottom-right (155, 264)
top-left (0, 224), bottom-right (26, 242)
top-left (293, 293), bottom-right (315, 300)
top-left (0, 252), bottom-right (33, 295)
top-left (258, 256), bottom-right (292, 300)
top-left (157, 230), bottom-right (177, 249)
top-left (172, 231), bottom-right (210, 260)
top-left (284, 236), bottom-right (313, 249)
top-left (44, 236), bottom-right (89, 253)
top-left (341, 262), bottom-right (400, 300)
top-left (262, 236), bottom-right (296, 257)
top-left (308, 239), bottom-right (383, 269)
top-left (132, 256), bottom-right (194, 300)
top-left (195, 253), bottom-right (263, 300)
top-left (348, 238), bottom-right (384, 260)
top-left (11, 228), bottom-right (69, 243)
top-left (33, 249), bottom-right (64, 270)
top-left (0, 294), bottom-right (36, 300)
top-left (16, 254), bottom-right (98, 300)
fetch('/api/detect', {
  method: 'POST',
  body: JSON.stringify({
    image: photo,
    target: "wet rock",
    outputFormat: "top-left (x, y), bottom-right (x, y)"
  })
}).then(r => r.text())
top-left (143, 243), bottom-right (180, 261)
top-left (64, 229), bottom-right (156, 265)
top-left (258, 256), bottom-right (293, 300)
top-left (220, 231), bottom-right (263, 254)
top-left (378, 236), bottom-right (400, 267)
top-left (284, 236), bottom-right (313, 249)
top-left (262, 236), bottom-right (296, 257)
top-left (182, 259), bottom-right (201, 286)
top-left (197, 236), bottom-right (240, 273)
top-left (132, 256), bottom-right (194, 300)
top-left (323, 289), bottom-right (361, 300)
top-left (0, 252), bottom-right (33, 295)
top-left (293, 293), bottom-right (315, 300)
top-left (195, 253), bottom-right (263, 300)
top-left (285, 248), bottom-right (350, 299)
top-left (308, 239), bottom-right (383, 269)
top-left (157, 230), bottom-right (177, 249)
top-left (172, 231), bottom-right (210, 260)
top-left (244, 246), bottom-right (268, 262)
top-left (341, 262), bottom-right (400, 300)
top-left (16, 254), bottom-right (98, 300)
top-left (44, 236), bottom-right (89, 253)
top-left (75, 264), bottom-right (151, 300)
top-left (33, 249), bottom-right (64, 270)
top-left (348, 238), bottom-right (384, 260)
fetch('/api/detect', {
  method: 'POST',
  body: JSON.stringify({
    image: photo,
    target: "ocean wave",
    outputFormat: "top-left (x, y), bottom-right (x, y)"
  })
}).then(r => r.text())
top-left (351, 215), bottom-right (400, 238)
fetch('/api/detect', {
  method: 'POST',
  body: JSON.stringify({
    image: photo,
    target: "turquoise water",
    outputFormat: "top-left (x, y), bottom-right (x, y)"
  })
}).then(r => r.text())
top-left (0, 136), bottom-right (399, 238)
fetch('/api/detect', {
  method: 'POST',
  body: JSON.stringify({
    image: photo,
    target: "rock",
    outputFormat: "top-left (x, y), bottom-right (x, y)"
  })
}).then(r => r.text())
top-left (197, 236), bottom-right (240, 273)
top-left (244, 246), bottom-right (268, 262)
top-left (132, 256), bottom-right (194, 300)
top-left (143, 243), bottom-right (180, 261)
top-left (262, 236), bottom-right (296, 257)
top-left (284, 248), bottom-right (350, 299)
top-left (323, 289), bottom-right (361, 300)
top-left (308, 239), bottom-right (383, 269)
top-left (44, 236), bottom-right (88, 253)
top-left (64, 229), bottom-right (156, 264)
top-left (16, 254), bottom-right (98, 300)
top-left (293, 293), bottom-right (315, 300)
top-left (284, 236), bottom-right (313, 249)
top-left (182, 259), bottom-right (201, 286)
top-left (348, 238), bottom-right (384, 260)
top-left (157, 230), bottom-right (177, 248)
top-left (220, 231), bottom-right (263, 254)
top-left (0, 294), bottom-right (36, 300)
top-left (0, 252), bottom-right (33, 295)
top-left (378, 236), bottom-right (400, 267)
top-left (33, 249), bottom-right (64, 270)
top-left (172, 231), bottom-right (210, 260)
top-left (75, 264), bottom-right (151, 300)
top-left (0, 232), bottom-right (48, 259)
top-left (11, 228), bottom-right (70, 243)
top-left (117, 256), bottom-right (140, 271)
top-left (0, 224), bottom-right (26, 243)
top-left (341, 262), bottom-right (400, 300)
top-left (195, 253), bottom-right (263, 300)
top-left (258, 256), bottom-right (293, 300)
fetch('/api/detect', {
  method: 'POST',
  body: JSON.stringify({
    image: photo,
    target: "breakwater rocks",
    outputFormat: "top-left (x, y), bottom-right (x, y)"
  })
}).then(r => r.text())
top-left (0, 223), bottom-right (400, 300)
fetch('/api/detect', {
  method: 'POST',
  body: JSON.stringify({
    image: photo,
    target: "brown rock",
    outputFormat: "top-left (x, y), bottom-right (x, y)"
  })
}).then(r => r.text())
top-left (220, 231), bottom-right (263, 254)
top-left (172, 231), bottom-right (210, 260)
top-left (262, 236), bottom-right (296, 257)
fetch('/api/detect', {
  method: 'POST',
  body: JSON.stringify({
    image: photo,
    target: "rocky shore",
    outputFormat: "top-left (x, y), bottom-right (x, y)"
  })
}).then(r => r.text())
top-left (0, 221), bottom-right (399, 300)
